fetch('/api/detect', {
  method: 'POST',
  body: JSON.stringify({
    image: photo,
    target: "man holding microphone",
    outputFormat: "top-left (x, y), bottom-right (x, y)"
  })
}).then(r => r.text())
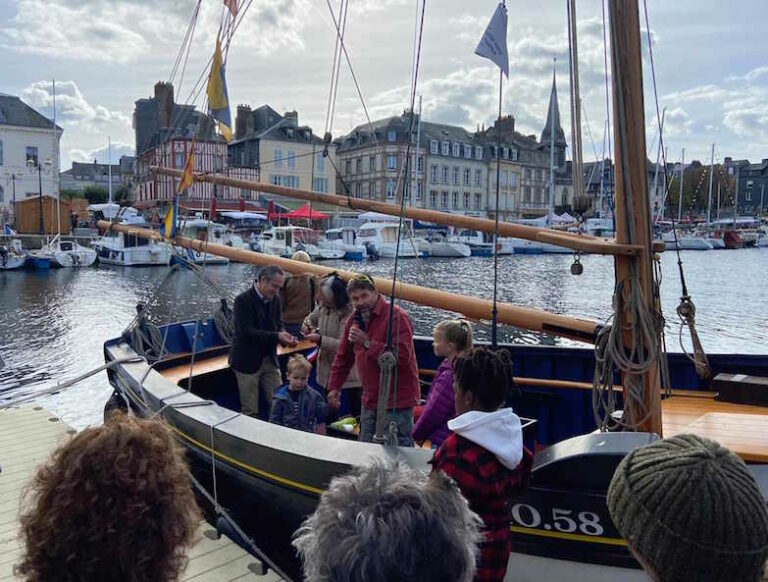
top-left (326, 274), bottom-right (419, 446)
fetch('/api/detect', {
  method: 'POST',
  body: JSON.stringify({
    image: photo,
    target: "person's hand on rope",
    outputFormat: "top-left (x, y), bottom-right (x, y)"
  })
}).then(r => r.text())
top-left (348, 325), bottom-right (369, 346)
top-left (278, 331), bottom-right (298, 347)
top-left (327, 390), bottom-right (342, 409)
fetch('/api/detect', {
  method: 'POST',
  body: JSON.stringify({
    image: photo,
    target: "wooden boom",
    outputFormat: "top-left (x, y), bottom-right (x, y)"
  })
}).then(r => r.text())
top-left (150, 166), bottom-right (665, 257)
top-left (98, 221), bottom-right (601, 343)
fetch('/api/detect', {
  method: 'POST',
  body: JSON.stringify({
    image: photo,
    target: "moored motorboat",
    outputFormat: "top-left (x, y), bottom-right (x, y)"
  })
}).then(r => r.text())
top-left (0, 238), bottom-right (27, 270)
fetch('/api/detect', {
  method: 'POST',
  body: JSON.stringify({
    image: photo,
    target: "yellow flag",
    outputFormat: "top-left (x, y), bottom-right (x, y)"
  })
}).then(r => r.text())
top-left (177, 147), bottom-right (195, 193)
top-left (206, 37), bottom-right (233, 140)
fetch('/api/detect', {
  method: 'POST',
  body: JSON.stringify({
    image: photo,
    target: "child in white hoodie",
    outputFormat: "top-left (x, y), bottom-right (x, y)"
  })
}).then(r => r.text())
top-left (431, 347), bottom-right (533, 582)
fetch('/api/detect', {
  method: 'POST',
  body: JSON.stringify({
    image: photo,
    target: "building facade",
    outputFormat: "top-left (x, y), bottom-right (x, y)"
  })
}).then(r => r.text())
top-left (334, 113), bottom-right (421, 207)
top-left (0, 94), bottom-right (63, 221)
top-left (229, 105), bottom-right (337, 210)
top-left (60, 160), bottom-right (125, 193)
top-left (726, 157), bottom-right (768, 214)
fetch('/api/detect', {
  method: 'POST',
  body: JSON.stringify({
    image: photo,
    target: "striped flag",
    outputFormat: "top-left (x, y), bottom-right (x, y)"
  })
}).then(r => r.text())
top-left (306, 347), bottom-right (319, 363)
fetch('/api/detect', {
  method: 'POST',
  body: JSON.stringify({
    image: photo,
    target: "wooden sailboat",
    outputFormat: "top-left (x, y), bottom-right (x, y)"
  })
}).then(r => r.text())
top-left (100, 2), bottom-right (768, 580)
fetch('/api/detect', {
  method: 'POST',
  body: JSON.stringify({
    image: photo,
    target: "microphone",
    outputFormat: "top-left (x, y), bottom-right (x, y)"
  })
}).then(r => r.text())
top-left (353, 309), bottom-right (366, 332)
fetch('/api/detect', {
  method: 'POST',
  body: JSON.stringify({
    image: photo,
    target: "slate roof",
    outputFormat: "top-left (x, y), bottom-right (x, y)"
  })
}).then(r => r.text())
top-left (0, 94), bottom-right (63, 131)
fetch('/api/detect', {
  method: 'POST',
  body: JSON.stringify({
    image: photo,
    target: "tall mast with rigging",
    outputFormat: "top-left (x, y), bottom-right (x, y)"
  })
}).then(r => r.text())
top-left (607, 0), bottom-right (663, 434)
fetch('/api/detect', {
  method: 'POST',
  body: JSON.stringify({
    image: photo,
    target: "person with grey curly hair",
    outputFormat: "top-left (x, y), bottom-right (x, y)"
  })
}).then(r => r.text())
top-left (293, 462), bottom-right (482, 582)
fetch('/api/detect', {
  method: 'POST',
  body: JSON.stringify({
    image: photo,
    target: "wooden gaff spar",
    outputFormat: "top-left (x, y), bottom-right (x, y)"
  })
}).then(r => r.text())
top-left (98, 220), bottom-right (601, 343)
top-left (150, 166), bottom-right (665, 257)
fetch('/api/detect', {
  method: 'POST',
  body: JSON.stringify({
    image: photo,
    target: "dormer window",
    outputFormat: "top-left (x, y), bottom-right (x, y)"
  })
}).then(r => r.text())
top-left (441, 141), bottom-right (449, 156)
top-left (475, 146), bottom-right (483, 160)
top-left (430, 140), bottom-right (438, 154)
top-left (388, 130), bottom-right (397, 142)
top-left (452, 143), bottom-right (460, 157)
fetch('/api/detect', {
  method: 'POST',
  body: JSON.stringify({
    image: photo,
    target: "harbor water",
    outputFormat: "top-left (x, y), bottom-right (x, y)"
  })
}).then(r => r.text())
top-left (1, 249), bottom-right (766, 429)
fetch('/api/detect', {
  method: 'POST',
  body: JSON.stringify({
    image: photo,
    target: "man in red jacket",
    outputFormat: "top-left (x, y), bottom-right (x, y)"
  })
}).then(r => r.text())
top-left (326, 274), bottom-right (419, 446)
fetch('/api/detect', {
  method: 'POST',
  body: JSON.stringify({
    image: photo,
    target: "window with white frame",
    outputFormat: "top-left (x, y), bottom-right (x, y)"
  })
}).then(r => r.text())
top-left (355, 182), bottom-right (362, 198)
top-left (474, 193), bottom-right (482, 209)
top-left (441, 141), bottom-right (449, 156)
top-left (429, 190), bottom-right (437, 208)
top-left (463, 192), bottom-right (470, 209)
top-left (441, 191), bottom-right (448, 208)
top-left (509, 172), bottom-right (517, 189)
top-left (475, 169), bottom-right (482, 187)
top-left (355, 157), bottom-right (362, 173)
top-left (463, 144), bottom-right (472, 159)
top-left (430, 165), bottom-right (438, 184)
top-left (313, 177), bottom-right (328, 192)
top-left (274, 148), bottom-right (283, 168)
top-left (387, 155), bottom-right (397, 170)
top-left (316, 152), bottom-right (325, 173)
top-left (175, 152), bottom-right (184, 168)
top-left (453, 166), bottom-right (459, 185)
top-left (463, 168), bottom-right (470, 186)
top-left (417, 156), bottom-right (424, 172)
top-left (430, 140), bottom-right (438, 154)
top-left (501, 146), bottom-right (508, 159)
top-left (511, 148), bottom-right (518, 161)
top-left (452, 143), bottom-right (460, 157)
top-left (386, 180), bottom-right (395, 199)
top-left (452, 192), bottom-right (459, 208)
top-left (287, 151), bottom-right (296, 169)
top-left (501, 170), bottom-right (508, 187)
top-left (475, 145), bottom-right (483, 160)
top-left (388, 130), bottom-right (397, 142)
top-left (442, 165), bottom-right (449, 183)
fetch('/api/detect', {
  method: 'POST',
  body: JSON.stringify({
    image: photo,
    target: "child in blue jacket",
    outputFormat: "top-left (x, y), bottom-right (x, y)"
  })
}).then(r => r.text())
top-left (270, 355), bottom-right (329, 433)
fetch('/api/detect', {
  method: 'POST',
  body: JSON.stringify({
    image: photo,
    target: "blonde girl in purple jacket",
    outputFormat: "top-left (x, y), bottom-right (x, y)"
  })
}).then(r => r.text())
top-left (412, 319), bottom-right (473, 447)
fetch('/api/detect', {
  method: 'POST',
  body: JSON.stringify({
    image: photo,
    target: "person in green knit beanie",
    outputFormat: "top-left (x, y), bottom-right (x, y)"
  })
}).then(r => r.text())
top-left (607, 433), bottom-right (768, 582)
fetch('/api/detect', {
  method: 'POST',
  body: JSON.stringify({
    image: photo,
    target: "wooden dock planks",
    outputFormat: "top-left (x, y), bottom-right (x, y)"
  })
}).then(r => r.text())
top-left (0, 406), bottom-right (284, 581)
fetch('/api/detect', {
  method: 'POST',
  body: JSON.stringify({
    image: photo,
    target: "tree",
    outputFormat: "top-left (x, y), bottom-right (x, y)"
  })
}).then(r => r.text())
top-left (60, 189), bottom-right (84, 200)
top-left (82, 185), bottom-right (109, 204)
top-left (114, 184), bottom-right (133, 203)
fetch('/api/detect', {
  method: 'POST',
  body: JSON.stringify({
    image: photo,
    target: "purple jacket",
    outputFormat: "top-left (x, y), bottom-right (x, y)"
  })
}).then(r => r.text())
top-left (412, 358), bottom-right (455, 446)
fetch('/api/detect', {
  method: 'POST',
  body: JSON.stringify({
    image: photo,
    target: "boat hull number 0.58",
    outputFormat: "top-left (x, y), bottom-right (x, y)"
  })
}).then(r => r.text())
top-left (511, 504), bottom-right (604, 536)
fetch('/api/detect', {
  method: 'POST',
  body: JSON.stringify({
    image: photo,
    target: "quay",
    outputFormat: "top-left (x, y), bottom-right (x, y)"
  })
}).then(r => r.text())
top-left (0, 406), bottom-right (284, 582)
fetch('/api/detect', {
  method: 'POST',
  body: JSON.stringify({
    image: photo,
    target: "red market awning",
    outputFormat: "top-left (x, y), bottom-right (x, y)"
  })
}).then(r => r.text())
top-left (281, 203), bottom-right (329, 220)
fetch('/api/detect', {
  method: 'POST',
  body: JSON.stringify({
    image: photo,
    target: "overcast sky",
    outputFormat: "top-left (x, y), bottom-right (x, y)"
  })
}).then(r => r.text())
top-left (2, 0), bottom-right (766, 172)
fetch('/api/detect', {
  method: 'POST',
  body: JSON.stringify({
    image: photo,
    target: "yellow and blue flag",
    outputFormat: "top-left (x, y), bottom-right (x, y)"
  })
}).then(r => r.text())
top-left (206, 37), bottom-right (233, 141)
top-left (161, 195), bottom-right (179, 239)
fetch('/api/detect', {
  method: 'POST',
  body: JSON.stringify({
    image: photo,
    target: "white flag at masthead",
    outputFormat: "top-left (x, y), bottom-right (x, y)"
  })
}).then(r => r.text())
top-left (475, 3), bottom-right (509, 77)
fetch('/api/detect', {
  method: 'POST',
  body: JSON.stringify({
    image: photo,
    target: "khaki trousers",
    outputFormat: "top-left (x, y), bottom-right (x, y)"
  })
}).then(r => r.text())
top-left (234, 359), bottom-right (281, 417)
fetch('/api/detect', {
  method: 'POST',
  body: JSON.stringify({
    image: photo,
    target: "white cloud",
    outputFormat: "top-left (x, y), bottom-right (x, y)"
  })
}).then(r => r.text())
top-left (664, 107), bottom-right (693, 136)
top-left (69, 143), bottom-right (135, 165)
top-left (22, 81), bottom-right (131, 133)
top-left (0, 0), bottom-right (309, 63)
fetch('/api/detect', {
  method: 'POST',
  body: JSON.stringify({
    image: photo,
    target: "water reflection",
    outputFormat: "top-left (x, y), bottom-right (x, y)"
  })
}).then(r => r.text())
top-left (1, 248), bottom-right (766, 429)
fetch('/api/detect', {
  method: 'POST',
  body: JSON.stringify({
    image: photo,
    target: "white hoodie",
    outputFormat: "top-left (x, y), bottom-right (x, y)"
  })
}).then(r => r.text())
top-left (447, 408), bottom-right (524, 470)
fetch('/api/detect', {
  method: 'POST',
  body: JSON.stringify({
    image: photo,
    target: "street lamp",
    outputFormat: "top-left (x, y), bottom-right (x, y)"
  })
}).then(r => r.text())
top-left (3, 170), bottom-right (20, 227)
top-left (27, 157), bottom-right (53, 235)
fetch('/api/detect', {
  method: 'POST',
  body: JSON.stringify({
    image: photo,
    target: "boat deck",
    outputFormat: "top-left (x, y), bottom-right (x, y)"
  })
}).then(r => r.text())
top-left (159, 351), bottom-right (768, 463)
top-left (0, 406), bottom-right (284, 581)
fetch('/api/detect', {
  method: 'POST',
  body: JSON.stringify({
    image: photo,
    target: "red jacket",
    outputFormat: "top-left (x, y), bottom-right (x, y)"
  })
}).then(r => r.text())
top-left (432, 434), bottom-right (533, 582)
top-left (327, 296), bottom-right (419, 411)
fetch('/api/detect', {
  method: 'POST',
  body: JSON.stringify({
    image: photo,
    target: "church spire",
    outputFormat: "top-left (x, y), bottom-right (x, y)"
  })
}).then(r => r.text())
top-left (541, 63), bottom-right (567, 148)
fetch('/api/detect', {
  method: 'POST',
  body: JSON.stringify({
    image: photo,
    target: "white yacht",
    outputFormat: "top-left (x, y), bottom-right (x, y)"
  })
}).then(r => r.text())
top-left (40, 235), bottom-right (97, 267)
top-left (175, 219), bottom-right (230, 265)
top-left (94, 218), bottom-right (172, 266)
top-left (322, 227), bottom-right (367, 261)
top-left (418, 231), bottom-right (471, 258)
top-left (0, 238), bottom-right (27, 270)
top-left (355, 222), bottom-right (420, 258)
top-left (452, 229), bottom-right (514, 256)
top-left (661, 230), bottom-right (712, 251)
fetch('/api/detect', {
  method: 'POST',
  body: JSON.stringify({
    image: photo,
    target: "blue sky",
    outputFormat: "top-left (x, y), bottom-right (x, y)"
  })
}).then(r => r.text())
top-left (1, 0), bottom-right (766, 171)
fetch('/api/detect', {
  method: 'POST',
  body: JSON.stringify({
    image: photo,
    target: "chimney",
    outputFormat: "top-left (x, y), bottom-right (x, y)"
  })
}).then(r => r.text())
top-left (236, 105), bottom-right (252, 139)
top-left (154, 82), bottom-right (175, 129)
top-left (283, 110), bottom-right (298, 127)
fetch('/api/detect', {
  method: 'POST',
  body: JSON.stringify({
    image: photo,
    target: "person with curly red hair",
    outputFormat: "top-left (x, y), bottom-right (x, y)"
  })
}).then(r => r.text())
top-left (16, 413), bottom-right (201, 582)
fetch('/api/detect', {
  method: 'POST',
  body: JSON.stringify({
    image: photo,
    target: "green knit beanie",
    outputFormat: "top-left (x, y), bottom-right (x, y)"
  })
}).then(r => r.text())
top-left (607, 433), bottom-right (768, 582)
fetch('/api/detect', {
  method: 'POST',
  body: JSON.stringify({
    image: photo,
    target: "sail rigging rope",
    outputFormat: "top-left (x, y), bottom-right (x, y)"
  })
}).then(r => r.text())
top-left (641, 0), bottom-right (711, 380)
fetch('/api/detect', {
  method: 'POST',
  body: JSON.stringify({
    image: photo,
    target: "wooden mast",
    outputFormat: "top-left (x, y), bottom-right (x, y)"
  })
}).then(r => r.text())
top-left (97, 220), bottom-right (600, 343)
top-left (608, 0), bottom-right (663, 434)
top-left (151, 166), bottom-right (663, 257)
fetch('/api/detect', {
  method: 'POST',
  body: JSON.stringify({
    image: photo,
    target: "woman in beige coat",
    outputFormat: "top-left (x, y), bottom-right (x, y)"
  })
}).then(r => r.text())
top-left (302, 274), bottom-right (362, 416)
